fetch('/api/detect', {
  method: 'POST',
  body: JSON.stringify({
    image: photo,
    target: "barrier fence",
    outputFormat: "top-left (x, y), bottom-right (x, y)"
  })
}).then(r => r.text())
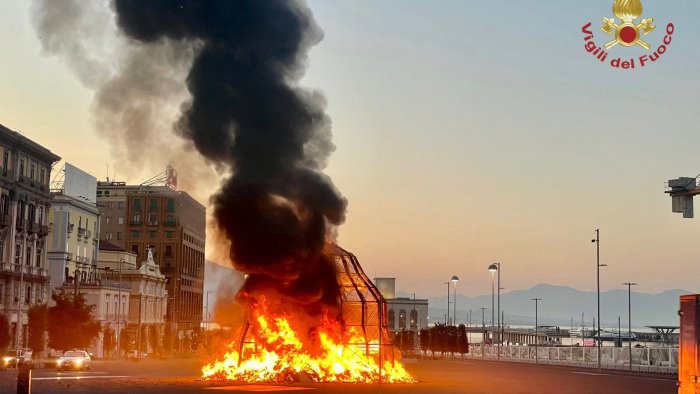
top-left (463, 345), bottom-right (678, 374)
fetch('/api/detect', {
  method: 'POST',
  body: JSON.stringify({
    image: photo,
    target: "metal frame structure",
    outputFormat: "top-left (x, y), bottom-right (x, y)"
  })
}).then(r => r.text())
top-left (236, 243), bottom-right (396, 373)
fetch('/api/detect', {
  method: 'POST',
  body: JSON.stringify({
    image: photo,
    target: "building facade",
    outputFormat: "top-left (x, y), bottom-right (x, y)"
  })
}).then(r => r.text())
top-left (0, 123), bottom-right (60, 349)
top-left (46, 163), bottom-right (101, 293)
top-left (375, 277), bottom-right (429, 332)
top-left (96, 182), bottom-right (205, 347)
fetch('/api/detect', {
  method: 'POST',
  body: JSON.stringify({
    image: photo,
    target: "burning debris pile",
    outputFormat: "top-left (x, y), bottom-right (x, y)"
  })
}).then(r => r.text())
top-left (201, 244), bottom-right (413, 383)
top-left (34, 0), bottom-right (413, 383)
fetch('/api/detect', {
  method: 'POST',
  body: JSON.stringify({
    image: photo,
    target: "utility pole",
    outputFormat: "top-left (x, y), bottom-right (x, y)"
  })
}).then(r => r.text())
top-left (591, 229), bottom-right (607, 370)
top-left (532, 298), bottom-right (542, 364)
top-left (623, 282), bottom-right (637, 371)
top-left (444, 281), bottom-right (450, 326)
top-left (480, 307), bottom-right (487, 359)
top-left (15, 246), bottom-right (25, 353)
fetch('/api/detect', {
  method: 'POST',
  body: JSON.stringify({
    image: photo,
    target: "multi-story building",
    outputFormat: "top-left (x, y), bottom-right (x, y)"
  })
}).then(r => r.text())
top-left (96, 242), bottom-right (167, 356)
top-left (47, 163), bottom-right (101, 292)
top-left (96, 181), bottom-right (205, 344)
top-left (0, 123), bottom-right (60, 349)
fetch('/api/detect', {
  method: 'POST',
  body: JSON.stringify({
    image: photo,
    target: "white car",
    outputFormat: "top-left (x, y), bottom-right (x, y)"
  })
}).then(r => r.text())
top-left (56, 350), bottom-right (91, 371)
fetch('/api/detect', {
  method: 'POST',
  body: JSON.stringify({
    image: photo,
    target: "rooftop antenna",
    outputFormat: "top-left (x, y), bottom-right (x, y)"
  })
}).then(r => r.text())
top-left (106, 163), bottom-right (110, 182)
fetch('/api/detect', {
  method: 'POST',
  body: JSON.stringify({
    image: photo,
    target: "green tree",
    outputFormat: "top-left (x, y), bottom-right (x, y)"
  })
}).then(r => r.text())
top-left (47, 292), bottom-right (100, 351)
top-left (27, 304), bottom-right (48, 356)
top-left (0, 314), bottom-right (10, 351)
top-left (457, 324), bottom-right (469, 355)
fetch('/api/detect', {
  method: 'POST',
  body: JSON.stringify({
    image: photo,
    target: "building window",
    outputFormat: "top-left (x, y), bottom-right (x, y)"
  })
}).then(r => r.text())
top-left (132, 214), bottom-right (141, 225)
top-left (388, 310), bottom-right (395, 330)
top-left (116, 232), bottom-right (122, 240)
top-left (30, 162), bottom-right (36, 179)
top-left (35, 247), bottom-right (41, 268)
top-left (165, 215), bottom-right (175, 227)
top-left (148, 213), bottom-right (158, 226)
top-left (40, 167), bottom-right (46, 185)
top-left (149, 198), bottom-right (158, 211)
top-left (118, 217), bottom-right (124, 224)
top-left (2, 149), bottom-right (9, 173)
top-left (133, 198), bottom-right (141, 211)
top-left (410, 310), bottom-right (418, 330)
top-left (165, 231), bottom-right (173, 239)
top-left (164, 245), bottom-right (173, 257)
top-left (398, 309), bottom-right (407, 330)
top-left (118, 202), bottom-right (125, 210)
top-left (97, 190), bottom-right (102, 197)
top-left (106, 294), bottom-right (111, 317)
top-left (25, 246), bottom-right (31, 266)
top-left (131, 244), bottom-right (139, 256)
top-left (130, 231), bottom-right (140, 238)
top-left (166, 198), bottom-right (175, 212)
top-left (107, 232), bottom-right (113, 240)
top-left (106, 217), bottom-right (111, 224)
top-left (149, 231), bottom-right (157, 239)
top-left (19, 157), bottom-right (25, 177)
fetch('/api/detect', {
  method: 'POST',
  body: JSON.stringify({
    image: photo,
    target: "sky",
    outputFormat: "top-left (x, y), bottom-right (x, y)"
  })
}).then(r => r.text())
top-left (1, 1), bottom-right (700, 298)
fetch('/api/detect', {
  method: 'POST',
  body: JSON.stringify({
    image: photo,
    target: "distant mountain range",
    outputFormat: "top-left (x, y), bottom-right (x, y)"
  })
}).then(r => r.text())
top-left (203, 262), bottom-right (689, 328)
top-left (399, 284), bottom-right (692, 328)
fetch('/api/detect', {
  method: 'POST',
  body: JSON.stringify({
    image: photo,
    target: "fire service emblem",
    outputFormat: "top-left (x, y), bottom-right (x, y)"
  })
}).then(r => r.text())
top-left (581, 0), bottom-right (674, 69)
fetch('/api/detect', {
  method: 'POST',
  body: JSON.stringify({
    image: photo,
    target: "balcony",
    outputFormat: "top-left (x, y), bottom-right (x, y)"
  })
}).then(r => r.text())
top-left (77, 228), bottom-right (86, 237)
top-left (39, 225), bottom-right (49, 236)
top-left (0, 214), bottom-right (10, 228)
top-left (147, 221), bottom-right (159, 227)
top-left (15, 219), bottom-right (26, 231)
top-left (130, 220), bottom-right (142, 226)
top-left (29, 222), bottom-right (40, 234)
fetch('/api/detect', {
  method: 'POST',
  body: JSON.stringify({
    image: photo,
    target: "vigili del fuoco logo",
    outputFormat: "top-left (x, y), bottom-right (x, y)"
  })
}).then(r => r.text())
top-left (581, 0), bottom-right (674, 69)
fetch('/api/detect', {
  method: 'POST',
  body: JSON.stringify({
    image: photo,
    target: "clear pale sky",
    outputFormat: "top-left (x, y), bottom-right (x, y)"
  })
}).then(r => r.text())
top-left (1, 1), bottom-right (699, 297)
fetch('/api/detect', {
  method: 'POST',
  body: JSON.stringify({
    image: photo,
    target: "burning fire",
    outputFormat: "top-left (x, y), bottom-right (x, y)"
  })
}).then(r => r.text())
top-left (201, 297), bottom-right (414, 383)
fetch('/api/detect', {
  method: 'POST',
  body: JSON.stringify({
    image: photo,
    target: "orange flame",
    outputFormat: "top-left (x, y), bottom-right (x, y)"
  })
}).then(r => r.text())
top-left (201, 298), bottom-right (414, 383)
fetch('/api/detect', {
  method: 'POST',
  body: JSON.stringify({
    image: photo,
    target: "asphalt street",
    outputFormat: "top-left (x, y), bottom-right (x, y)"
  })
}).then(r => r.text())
top-left (0, 357), bottom-right (677, 393)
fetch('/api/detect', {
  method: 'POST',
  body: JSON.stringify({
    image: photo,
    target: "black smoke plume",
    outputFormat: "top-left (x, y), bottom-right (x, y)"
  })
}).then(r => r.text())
top-left (114, 0), bottom-right (347, 310)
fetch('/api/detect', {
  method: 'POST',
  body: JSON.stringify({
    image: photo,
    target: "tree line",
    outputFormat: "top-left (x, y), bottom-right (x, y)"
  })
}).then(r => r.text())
top-left (392, 323), bottom-right (469, 358)
top-left (0, 292), bottom-right (101, 356)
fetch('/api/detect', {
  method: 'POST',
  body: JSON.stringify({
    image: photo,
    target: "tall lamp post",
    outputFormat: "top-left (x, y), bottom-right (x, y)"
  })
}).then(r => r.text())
top-left (623, 282), bottom-right (637, 371)
top-left (451, 276), bottom-right (459, 325)
top-left (488, 263), bottom-right (500, 359)
top-left (532, 298), bottom-right (542, 364)
top-left (591, 229), bottom-right (607, 370)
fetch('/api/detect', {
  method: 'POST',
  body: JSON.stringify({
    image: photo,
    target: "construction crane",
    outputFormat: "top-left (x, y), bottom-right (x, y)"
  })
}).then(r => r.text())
top-left (665, 174), bottom-right (700, 218)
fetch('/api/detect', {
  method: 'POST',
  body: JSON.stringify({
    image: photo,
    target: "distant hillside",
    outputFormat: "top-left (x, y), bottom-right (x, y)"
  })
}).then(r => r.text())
top-left (399, 284), bottom-right (692, 328)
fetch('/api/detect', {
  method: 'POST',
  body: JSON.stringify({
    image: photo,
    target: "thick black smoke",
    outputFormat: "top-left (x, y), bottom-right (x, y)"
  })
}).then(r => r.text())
top-left (114, 0), bottom-right (347, 309)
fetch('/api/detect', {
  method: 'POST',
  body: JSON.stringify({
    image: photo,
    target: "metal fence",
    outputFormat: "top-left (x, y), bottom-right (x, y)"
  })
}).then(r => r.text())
top-left (466, 345), bottom-right (678, 374)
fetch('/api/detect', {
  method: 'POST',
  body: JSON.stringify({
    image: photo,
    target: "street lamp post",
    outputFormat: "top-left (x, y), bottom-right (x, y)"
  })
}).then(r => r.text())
top-left (623, 282), bottom-right (637, 371)
top-left (591, 229), bottom-right (607, 370)
top-left (488, 263), bottom-right (500, 359)
top-left (451, 276), bottom-right (459, 325)
top-left (532, 298), bottom-right (542, 364)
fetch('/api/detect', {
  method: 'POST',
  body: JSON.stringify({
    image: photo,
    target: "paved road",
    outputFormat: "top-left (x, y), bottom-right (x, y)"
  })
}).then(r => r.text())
top-left (0, 358), bottom-right (677, 393)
